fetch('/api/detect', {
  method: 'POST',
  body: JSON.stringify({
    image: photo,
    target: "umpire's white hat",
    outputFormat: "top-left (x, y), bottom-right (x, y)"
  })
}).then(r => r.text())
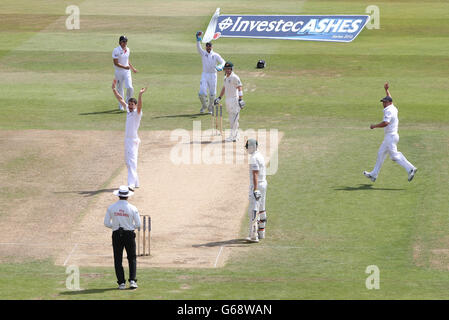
top-left (113, 185), bottom-right (134, 197)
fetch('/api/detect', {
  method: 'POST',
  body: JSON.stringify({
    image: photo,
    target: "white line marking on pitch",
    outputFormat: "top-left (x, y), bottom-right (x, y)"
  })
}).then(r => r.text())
top-left (214, 246), bottom-right (224, 268)
top-left (63, 243), bottom-right (79, 266)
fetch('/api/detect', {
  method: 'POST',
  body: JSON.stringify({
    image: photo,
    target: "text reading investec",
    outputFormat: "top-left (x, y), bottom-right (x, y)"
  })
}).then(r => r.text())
top-left (216, 15), bottom-right (369, 42)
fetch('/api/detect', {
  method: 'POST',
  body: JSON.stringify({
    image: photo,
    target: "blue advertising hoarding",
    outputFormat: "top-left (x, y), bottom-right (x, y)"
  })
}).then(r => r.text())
top-left (203, 10), bottom-right (369, 43)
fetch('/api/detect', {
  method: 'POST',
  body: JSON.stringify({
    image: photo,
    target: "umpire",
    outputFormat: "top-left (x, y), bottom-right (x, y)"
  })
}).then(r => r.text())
top-left (104, 185), bottom-right (141, 290)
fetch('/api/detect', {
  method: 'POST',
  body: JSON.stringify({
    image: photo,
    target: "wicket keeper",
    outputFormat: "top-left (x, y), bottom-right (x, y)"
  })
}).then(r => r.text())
top-left (196, 31), bottom-right (225, 114)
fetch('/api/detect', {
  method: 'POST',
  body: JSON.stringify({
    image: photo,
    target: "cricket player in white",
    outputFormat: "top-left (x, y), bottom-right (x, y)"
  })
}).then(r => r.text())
top-left (112, 79), bottom-right (148, 191)
top-left (245, 139), bottom-right (267, 243)
top-left (214, 62), bottom-right (245, 142)
top-left (364, 83), bottom-right (418, 182)
top-left (196, 31), bottom-right (225, 114)
top-left (112, 35), bottom-right (138, 111)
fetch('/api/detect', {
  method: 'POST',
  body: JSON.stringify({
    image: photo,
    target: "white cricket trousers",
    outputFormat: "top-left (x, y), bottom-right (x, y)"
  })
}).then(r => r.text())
top-left (115, 70), bottom-right (134, 107)
top-left (125, 138), bottom-right (140, 188)
top-left (198, 72), bottom-right (217, 96)
top-left (248, 181), bottom-right (267, 238)
top-left (226, 98), bottom-right (240, 140)
top-left (371, 133), bottom-right (415, 178)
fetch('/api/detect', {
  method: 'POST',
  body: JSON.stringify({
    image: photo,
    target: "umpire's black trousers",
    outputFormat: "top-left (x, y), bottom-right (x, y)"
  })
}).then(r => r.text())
top-left (112, 228), bottom-right (137, 284)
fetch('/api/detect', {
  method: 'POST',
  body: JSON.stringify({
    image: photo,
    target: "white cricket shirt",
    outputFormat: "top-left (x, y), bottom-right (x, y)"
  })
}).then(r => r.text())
top-left (104, 200), bottom-right (141, 231)
top-left (112, 45), bottom-right (130, 72)
top-left (125, 109), bottom-right (142, 140)
top-left (383, 104), bottom-right (399, 135)
top-left (249, 151), bottom-right (267, 189)
top-left (224, 72), bottom-right (242, 99)
top-left (197, 41), bottom-right (225, 73)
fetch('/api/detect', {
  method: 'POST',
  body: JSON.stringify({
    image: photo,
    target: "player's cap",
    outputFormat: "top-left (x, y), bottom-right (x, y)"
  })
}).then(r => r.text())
top-left (206, 42), bottom-right (212, 47)
top-left (224, 61), bottom-right (234, 69)
top-left (380, 96), bottom-right (393, 102)
top-left (119, 35), bottom-right (128, 43)
top-left (113, 185), bottom-right (134, 198)
top-left (245, 139), bottom-right (258, 149)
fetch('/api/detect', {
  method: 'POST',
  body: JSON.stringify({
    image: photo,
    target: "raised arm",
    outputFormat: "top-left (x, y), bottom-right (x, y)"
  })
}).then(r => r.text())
top-left (112, 79), bottom-right (127, 109)
top-left (384, 82), bottom-right (392, 98)
top-left (196, 31), bottom-right (205, 55)
top-left (137, 86), bottom-right (148, 114)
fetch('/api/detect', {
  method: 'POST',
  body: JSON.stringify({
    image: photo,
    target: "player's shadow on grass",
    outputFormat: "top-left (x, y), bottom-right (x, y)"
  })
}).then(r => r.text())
top-left (79, 109), bottom-right (124, 115)
top-left (55, 188), bottom-right (116, 197)
top-left (59, 288), bottom-right (119, 296)
top-left (334, 184), bottom-right (405, 191)
top-left (152, 113), bottom-right (208, 119)
top-left (193, 239), bottom-right (253, 248)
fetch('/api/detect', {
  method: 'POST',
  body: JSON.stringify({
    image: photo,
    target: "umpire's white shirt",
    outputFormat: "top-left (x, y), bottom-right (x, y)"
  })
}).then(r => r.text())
top-left (112, 46), bottom-right (130, 73)
top-left (125, 109), bottom-right (142, 141)
top-left (383, 104), bottom-right (399, 135)
top-left (197, 42), bottom-right (225, 73)
top-left (104, 200), bottom-right (141, 231)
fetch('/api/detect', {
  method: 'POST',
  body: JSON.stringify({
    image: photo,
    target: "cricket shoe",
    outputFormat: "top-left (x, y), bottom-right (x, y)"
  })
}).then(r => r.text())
top-left (118, 283), bottom-right (126, 290)
top-left (129, 280), bottom-right (138, 289)
top-left (246, 236), bottom-right (259, 243)
top-left (408, 168), bottom-right (418, 182)
top-left (119, 105), bottom-right (125, 111)
top-left (363, 171), bottom-right (376, 182)
top-left (200, 107), bottom-right (207, 114)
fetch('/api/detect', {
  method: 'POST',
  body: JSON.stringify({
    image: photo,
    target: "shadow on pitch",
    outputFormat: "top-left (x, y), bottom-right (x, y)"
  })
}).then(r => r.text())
top-left (152, 113), bottom-right (208, 119)
top-left (193, 239), bottom-right (253, 248)
top-left (334, 184), bottom-right (405, 191)
top-left (54, 188), bottom-right (116, 197)
top-left (79, 109), bottom-right (124, 115)
top-left (59, 288), bottom-right (120, 296)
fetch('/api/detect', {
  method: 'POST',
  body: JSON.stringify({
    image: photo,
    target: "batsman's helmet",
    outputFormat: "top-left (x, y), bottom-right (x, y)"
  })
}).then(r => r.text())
top-left (119, 35), bottom-right (128, 43)
top-left (224, 61), bottom-right (234, 69)
top-left (257, 60), bottom-right (266, 69)
top-left (245, 139), bottom-right (258, 150)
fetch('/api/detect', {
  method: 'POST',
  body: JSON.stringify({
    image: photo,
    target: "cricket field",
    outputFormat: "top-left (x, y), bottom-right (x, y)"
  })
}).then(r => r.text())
top-left (0, 0), bottom-right (448, 300)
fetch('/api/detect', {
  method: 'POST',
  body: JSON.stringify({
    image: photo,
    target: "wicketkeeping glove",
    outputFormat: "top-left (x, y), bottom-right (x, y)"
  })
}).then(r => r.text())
top-left (196, 31), bottom-right (202, 41)
top-left (214, 97), bottom-right (221, 105)
top-left (253, 189), bottom-right (261, 201)
top-left (239, 99), bottom-right (245, 109)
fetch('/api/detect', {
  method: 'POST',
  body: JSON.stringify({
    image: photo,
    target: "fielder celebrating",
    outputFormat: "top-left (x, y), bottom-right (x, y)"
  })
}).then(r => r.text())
top-left (214, 62), bottom-right (245, 142)
top-left (196, 31), bottom-right (225, 114)
top-left (104, 186), bottom-right (141, 290)
top-left (112, 35), bottom-right (138, 111)
top-left (245, 139), bottom-right (267, 243)
top-left (364, 82), bottom-right (418, 182)
top-left (112, 79), bottom-right (147, 191)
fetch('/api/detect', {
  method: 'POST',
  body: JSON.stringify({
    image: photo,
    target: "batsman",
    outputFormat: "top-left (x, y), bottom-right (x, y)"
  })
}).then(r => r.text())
top-left (214, 61), bottom-right (245, 142)
top-left (245, 139), bottom-right (267, 243)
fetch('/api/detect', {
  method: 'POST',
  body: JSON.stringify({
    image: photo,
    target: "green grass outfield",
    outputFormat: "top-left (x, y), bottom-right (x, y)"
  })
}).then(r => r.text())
top-left (0, 0), bottom-right (449, 299)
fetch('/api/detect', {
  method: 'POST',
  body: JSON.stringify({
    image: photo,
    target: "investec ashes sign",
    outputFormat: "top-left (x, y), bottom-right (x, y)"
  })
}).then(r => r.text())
top-left (207, 13), bottom-right (369, 42)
